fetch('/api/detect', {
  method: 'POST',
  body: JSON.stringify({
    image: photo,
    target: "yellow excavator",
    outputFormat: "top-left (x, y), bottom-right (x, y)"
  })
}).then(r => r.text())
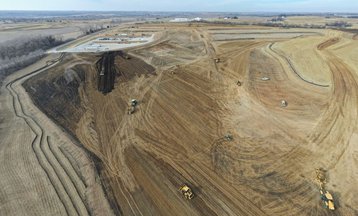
top-left (179, 184), bottom-right (194, 200)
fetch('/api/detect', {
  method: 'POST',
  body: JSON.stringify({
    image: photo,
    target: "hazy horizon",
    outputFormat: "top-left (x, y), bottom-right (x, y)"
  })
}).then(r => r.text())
top-left (1, 0), bottom-right (357, 13)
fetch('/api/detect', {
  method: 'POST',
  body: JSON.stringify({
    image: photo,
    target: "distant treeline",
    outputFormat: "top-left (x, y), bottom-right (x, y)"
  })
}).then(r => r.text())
top-left (0, 36), bottom-right (65, 86)
top-left (0, 36), bottom-right (62, 59)
top-left (80, 25), bottom-right (108, 35)
top-left (196, 20), bottom-right (354, 30)
top-left (0, 24), bottom-right (112, 86)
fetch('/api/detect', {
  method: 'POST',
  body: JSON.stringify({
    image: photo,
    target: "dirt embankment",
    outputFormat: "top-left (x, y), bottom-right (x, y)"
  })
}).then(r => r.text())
top-left (96, 52), bottom-right (116, 94)
top-left (317, 37), bottom-right (340, 50)
top-left (96, 51), bottom-right (156, 94)
top-left (23, 55), bottom-right (86, 133)
top-left (22, 25), bottom-right (358, 215)
top-left (23, 52), bottom-right (155, 133)
top-left (23, 52), bottom-right (157, 214)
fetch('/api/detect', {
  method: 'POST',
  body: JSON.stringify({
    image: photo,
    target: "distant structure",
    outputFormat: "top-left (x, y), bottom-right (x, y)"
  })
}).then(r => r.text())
top-left (223, 16), bottom-right (239, 20)
top-left (169, 17), bottom-right (204, 23)
top-left (170, 18), bottom-right (190, 22)
top-left (192, 17), bottom-right (203, 22)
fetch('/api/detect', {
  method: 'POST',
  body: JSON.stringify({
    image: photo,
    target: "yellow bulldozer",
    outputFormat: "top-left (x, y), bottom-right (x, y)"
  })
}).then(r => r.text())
top-left (315, 168), bottom-right (335, 211)
top-left (179, 184), bottom-right (194, 200)
top-left (320, 189), bottom-right (335, 210)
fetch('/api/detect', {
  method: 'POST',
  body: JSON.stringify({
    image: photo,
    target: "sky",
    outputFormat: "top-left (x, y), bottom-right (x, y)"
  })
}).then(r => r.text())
top-left (1, 0), bottom-right (357, 13)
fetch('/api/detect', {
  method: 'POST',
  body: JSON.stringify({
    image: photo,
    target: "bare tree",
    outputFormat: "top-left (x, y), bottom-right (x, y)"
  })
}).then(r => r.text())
top-left (0, 36), bottom-right (65, 86)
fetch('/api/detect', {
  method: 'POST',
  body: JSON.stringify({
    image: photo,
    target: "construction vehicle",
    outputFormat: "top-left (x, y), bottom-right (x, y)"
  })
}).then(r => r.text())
top-left (127, 99), bottom-right (138, 115)
top-left (214, 58), bottom-right (220, 63)
top-left (128, 106), bottom-right (135, 115)
top-left (315, 168), bottom-right (335, 211)
top-left (100, 62), bottom-right (105, 76)
top-left (237, 80), bottom-right (242, 86)
top-left (224, 134), bottom-right (233, 141)
top-left (281, 100), bottom-right (288, 107)
top-left (320, 189), bottom-right (335, 210)
top-left (315, 168), bottom-right (326, 186)
top-left (179, 184), bottom-right (194, 200)
top-left (131, 99), bottom-right (138, 107)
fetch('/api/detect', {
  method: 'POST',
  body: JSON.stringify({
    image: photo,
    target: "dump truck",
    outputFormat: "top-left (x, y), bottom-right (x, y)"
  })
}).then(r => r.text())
top-left (179, 184), bottom-right (194, 200)
top-left (320, 189), bottom-right (335, 210)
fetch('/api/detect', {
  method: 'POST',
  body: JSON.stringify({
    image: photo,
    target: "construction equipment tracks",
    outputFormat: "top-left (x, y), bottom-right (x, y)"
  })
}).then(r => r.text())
top-left (5, 54), bottom-right (90, 216)
top-left (268, 42), bottom-right (329, 88)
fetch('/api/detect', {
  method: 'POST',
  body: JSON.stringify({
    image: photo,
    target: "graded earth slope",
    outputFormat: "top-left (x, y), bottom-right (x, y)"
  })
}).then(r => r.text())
top-left (23, 24), bottom-right (358, 215)
top-left (0, 54), bottom-right (114, 216)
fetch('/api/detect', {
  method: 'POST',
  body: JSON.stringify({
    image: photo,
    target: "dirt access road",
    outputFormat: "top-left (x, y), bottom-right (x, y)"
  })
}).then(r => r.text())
top-left (0, 54), bottom-right (114, 215)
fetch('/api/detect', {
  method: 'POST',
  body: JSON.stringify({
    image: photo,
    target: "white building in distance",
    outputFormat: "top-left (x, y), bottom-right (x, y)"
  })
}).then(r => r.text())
top-left (169, 17), bottom-right (203, 22)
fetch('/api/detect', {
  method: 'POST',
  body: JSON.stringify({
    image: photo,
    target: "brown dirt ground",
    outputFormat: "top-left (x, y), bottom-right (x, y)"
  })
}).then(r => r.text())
top-left (317, 37), bottom-right (340, 50)
top-left (24, 24), bottom-right (358, 215)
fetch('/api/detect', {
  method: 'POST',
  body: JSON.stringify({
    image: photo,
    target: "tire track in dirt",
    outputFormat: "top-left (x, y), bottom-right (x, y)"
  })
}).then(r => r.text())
top-left (268, 43), bottom-right (329, 88)
top-left (317, 37), bottom-right (340, 50)
top-left (129, 34), bottom-right (269, 215)
top-left (92, 98), bottom-right (145, 215)
top-left (47, 136), bottom-right (90, 214)
top-left (214, 38), bottom-right (340, 215)
top-left (58, 146), bottom-right (88, 187)
top-left (252, 39), bottom-right (357, 215)
top-left (195, 29), bottom-right (219, 79)
top-left (6, 55), bottom-right (74, 215)
top-left (6, 54), bottom-right (90, 216)
top-left (104, 32), bottom-right (225, 214)
top-left (308, 53), bottom-right (358, 169)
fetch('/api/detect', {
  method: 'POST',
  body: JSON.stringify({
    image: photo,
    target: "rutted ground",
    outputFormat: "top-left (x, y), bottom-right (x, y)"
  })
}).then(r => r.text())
top-left (22, 24), bottom-right (358, 215)
top-left (0, 54), bottom-right (114, 215)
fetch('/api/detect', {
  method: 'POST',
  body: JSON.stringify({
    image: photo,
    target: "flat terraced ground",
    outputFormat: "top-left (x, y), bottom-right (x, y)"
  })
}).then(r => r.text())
top-left (3, 22), bottom-right (358, 215)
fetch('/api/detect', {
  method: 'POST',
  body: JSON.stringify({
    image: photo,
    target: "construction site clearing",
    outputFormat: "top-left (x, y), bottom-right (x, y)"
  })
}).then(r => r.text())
top-left (48, 33), bottom-right (155, 53)
top-left (2, 21), bottom-right (358, 216)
